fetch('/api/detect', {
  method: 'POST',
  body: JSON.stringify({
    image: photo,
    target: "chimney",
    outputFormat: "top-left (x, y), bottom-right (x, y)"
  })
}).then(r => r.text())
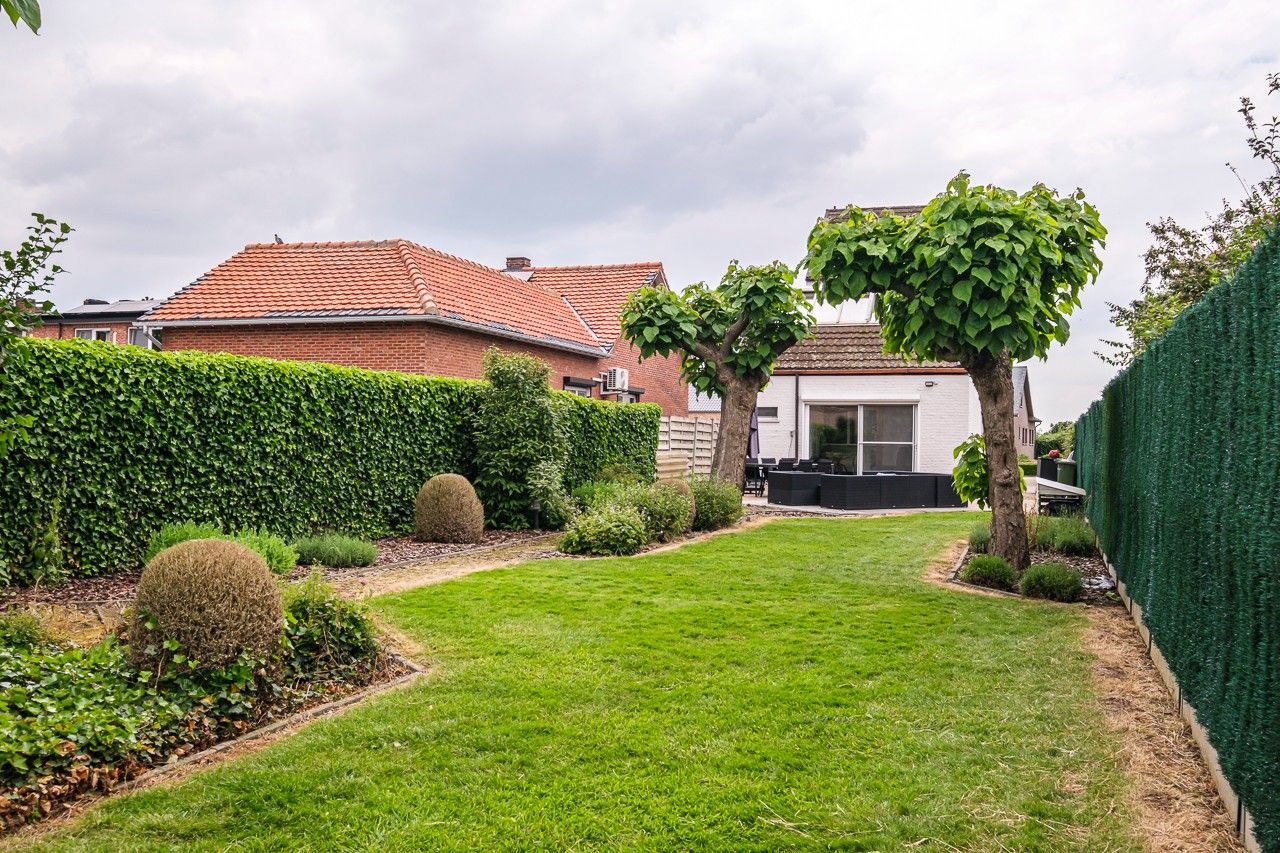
top-left (504, 256), bottom-right (532, 272)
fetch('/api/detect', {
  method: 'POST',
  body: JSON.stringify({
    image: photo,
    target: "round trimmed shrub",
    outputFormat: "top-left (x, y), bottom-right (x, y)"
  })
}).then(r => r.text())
top-left (415, 474), bottom-right (485, 543)
top-left (559, 504), bottom-right (648, 556)
top-left (657, 478), bottom-right (695, 531)
top-left (128, 539), bottom-right (284, 671)
top-left (1020, 562), bottom-right (1084, 602)
top-left (689, 477), bottom-right (744, 531)
top-left (959, 554), bottom-right (1016, 591)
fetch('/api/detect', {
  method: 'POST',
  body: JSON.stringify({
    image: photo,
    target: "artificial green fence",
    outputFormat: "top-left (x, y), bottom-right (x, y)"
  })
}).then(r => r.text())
top-left (1075, 227), bottom-right (1279, 850)
top-left (0, 339), bottom-right (658, 583)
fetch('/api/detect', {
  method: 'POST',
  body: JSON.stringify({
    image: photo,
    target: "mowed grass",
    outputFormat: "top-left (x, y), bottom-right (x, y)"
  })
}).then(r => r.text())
top-left (21, 514), bottom-right (1136, 851)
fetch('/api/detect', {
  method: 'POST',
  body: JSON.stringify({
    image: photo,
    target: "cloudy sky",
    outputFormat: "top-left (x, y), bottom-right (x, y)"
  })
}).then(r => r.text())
top-left (4, 1), bottom-right (1279, 422)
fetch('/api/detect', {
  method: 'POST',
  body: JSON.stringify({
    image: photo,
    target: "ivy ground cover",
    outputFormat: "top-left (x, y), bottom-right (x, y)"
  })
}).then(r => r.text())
top-left (21, 515), bottom-right (1138, 851)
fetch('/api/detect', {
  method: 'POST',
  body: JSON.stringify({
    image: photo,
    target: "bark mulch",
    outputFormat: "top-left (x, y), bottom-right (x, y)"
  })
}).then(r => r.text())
top-left (0, 532), bottom-right (551, 612)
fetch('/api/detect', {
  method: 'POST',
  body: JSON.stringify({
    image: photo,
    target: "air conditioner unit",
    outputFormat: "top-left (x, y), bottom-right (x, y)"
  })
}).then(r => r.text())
top-left (602, 367), bottom-right (629, 393)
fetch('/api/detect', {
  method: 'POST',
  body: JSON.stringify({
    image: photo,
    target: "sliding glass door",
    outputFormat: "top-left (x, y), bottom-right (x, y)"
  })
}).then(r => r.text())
top-left (806, 404), bottom-right (915, 474)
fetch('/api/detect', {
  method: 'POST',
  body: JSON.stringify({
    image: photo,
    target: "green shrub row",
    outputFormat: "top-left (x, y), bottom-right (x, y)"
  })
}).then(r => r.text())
top-left (144, 522), bottom-right (299, 576)
top-left (0, 339), bottom-right (657, 582)
top-left (1076, 224), bottom-right (1280, 848)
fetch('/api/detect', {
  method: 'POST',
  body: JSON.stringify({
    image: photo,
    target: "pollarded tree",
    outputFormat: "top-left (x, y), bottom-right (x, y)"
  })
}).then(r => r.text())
top-left (621, 261), bottom-right (813, 486)
top-left (805, 173), bottom-right (1105, 569)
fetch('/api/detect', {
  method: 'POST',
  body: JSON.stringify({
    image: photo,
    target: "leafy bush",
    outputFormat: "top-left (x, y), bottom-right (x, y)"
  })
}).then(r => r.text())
top-left (959, 554), bottom-right (1016, 591)
top-left (657, 478), bottom-right (695, 532)
top-left (1020, 562), bottom-right (1084, 602)
top-left (630, 483), bottom-right (693, 543)
top-left (143, 521), bottom-right (223, 563)
top-left (283, 571), bottom-right (379, 673)
top-left (473, 349), bottom-right (566, 529)
top-left (128, 539), bottom-right (284, 674)
top-left (559, 504), bottom-right (648, 556)
top-left (952, 434), bottom-right (1025, 508)
top-left (528, 459), bottom-right (574, 530)
top-left (595, 463), bottom-right (645, 485)
top-left (572, 480), bottom-right (631, 511)
top-left (1030, 514), bottom-right (1096, 556)
top-left (0, 612), bottom-right (48, 648)
top-left (143, 522), bottom-right (298, 575)
top-left (968, 524), bottom-right (991, 554)
top-left (293, 534), bottom-right (377, 568)
top-left (415, 474), bottom-right (485, 544)
top-left (233, 528), bottom-right (299, 576)
top-left (0, 337), bottom-right (657, 580)
top-left (689, 477), bottom-right (744, 531)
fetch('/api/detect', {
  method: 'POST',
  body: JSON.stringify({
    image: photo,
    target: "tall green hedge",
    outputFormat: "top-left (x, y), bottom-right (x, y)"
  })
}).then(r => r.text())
top-left (1076, 225), bottom-right (1279, 850)
top-left (0, 339), bottom-right (657, 582)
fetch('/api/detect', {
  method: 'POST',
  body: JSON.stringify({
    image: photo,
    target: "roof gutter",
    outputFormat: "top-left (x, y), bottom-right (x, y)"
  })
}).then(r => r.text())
top-left (136, 313), bottom-right (609, 358)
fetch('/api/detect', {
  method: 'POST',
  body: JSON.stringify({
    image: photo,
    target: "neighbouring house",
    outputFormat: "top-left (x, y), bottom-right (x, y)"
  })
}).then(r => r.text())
top-left (28, 298), bottom-right (162, 348)
top-left (136, 240), bottom-right (688, 415)
top-left (703, 204), bottom-right (1038, 473)
top-left (688, 387), bottom-right (722, 420)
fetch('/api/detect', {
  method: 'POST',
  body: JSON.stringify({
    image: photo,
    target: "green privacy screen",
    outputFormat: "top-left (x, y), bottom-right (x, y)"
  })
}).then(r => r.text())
top-left (1075, 226), bottom-right (1279, 850)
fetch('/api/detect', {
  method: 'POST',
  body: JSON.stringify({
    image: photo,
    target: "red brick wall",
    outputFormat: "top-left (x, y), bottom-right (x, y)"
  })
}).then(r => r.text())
top-left (603, 337), bottom-right (688, 416)
top-left (29, 320), bottom-right (135, 343)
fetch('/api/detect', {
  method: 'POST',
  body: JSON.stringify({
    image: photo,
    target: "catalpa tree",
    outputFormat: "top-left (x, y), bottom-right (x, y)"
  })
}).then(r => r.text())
top-left (621, 261), bottom-right (813, 486)
top-left (805, 173), bottom-right (1105, 569)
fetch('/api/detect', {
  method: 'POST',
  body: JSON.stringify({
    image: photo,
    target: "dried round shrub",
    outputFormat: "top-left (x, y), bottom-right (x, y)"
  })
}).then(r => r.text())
top-left (128, 539), bottom-right (284, 671)
top-left (415, 473), bottom-right (485, 543)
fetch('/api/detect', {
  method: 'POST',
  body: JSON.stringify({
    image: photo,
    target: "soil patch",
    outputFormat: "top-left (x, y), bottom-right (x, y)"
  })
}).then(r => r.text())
top-left (954, 547), bottom-right (1116, 604)
top-left (1084, 606), bottom-right (1241, 851)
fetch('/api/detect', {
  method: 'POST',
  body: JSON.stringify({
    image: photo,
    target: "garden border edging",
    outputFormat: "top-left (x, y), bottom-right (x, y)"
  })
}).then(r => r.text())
top-left (1103, 551), bottom-right (1261, 853)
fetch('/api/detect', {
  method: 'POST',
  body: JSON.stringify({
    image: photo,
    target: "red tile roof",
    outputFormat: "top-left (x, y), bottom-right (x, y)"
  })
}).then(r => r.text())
top-left (146, 240), bottom-right (604, 352)
top-left (527, 263), bottom-right (665, 343)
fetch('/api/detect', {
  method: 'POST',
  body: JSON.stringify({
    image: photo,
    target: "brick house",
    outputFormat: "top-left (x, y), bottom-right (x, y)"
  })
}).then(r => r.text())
top-left (29, 298), bottom-right (161, 347)
top-left (138, 240), bottom-right (688, 415)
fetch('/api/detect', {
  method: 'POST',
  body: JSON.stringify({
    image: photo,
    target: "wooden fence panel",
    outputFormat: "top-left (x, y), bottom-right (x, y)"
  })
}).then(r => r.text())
top-left (658, 416), bottom-right (718, 477)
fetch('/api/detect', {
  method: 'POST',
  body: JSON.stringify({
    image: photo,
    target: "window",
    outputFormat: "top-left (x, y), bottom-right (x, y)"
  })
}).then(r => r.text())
top-left (807, 403), bottom-right (915, 474)
top-left (127, 327), bottom-right (162, 350)
top-left (616, 392), bottom-right (639, 404)
top-left (74, 328), bottom-right (111, 342)
top-left (756, 406), bottom-right (779, 421)
top-left (801, 292), bottom-right (876, 324)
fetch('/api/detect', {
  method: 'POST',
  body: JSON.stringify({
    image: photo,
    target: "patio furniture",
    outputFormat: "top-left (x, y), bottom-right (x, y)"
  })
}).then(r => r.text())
top-left (767, 469), bottom-right (822, 505)
top-left (796, 459), bottom-right (815, 472)
top-left (744, 458), bottom-right (767, 497)
top-left (776, 458), bottom-right (797, 471)
top-left (813, 458), bottom-right (836, 474)
top-left (813, 473), bottom-right (968, 510)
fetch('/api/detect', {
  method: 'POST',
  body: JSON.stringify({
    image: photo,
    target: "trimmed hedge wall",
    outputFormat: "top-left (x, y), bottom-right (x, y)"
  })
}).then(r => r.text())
top-left (0, 339), bottom-right (657, 581)
top-left (1076, 226), bottom-right (1279, 850)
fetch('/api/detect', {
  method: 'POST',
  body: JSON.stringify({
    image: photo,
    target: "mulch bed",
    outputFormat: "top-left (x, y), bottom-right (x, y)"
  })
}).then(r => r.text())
top-left (956, 548), bottom-right (1116, 604)
top-left (1, 531), bottom-right (551, 612)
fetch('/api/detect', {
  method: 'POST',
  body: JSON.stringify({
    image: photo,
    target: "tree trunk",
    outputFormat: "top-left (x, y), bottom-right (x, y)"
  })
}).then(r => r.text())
top-left (710, 378), bottom-right (759, 488)
top-left (963, 349), bottom-right (1030, 571)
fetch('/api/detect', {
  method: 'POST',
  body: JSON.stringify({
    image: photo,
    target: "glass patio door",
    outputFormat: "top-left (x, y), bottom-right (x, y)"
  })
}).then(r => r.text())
top-left (806, 403), bottom-right (916, 474)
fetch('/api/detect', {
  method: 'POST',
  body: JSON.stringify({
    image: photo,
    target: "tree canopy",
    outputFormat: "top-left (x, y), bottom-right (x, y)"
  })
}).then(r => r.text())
top-left (620, 260), bottom-right (813, 396)
top-left (805, 172), bottom-right (1106, 363)
top-left (2, 0), bottom-right (40, 33)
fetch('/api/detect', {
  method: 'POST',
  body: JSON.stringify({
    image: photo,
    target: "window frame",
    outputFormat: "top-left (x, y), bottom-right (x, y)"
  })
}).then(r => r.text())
top-left (74, 328), bottom-right (112, 342)
top-left (803, 401), bottom-right (917, 474)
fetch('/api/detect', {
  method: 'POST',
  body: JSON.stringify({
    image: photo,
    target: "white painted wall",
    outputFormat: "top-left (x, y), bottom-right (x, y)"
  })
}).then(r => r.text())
top-left (756, 373), bottom-right (976, 474)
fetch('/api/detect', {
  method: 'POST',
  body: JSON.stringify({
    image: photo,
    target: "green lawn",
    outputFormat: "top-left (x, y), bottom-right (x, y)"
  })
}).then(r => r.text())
top-left (21, 515), bottom-right (1136, 851)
